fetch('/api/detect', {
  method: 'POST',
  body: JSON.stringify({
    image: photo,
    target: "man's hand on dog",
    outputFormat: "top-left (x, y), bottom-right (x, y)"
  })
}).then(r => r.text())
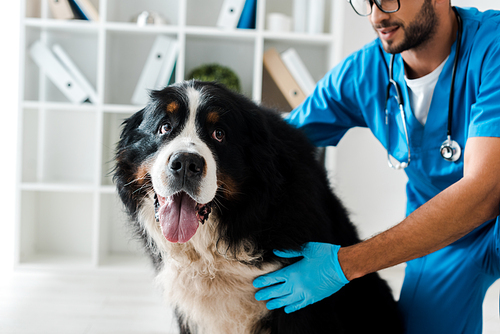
top-left (253, 242), bottom-right (350, 313)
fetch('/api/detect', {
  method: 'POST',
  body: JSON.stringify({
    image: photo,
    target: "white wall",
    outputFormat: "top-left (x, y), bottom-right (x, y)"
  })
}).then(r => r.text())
top-left (334, 0), bottom-right (499, 239)
top-left (452, 0), bottom-right (500, 11)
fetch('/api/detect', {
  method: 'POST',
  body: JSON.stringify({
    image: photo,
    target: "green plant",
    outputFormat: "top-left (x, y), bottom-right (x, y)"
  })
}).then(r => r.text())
top-left (187, 64), bottom-right (241, 93)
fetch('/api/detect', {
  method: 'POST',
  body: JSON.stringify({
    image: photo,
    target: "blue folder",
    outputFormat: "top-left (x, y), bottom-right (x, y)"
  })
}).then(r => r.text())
top-left (237, 0), bottom-right (257, 29)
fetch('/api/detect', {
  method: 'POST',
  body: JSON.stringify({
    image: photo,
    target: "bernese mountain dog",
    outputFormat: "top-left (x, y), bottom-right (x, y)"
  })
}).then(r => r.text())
top-left (114, 80), bottom-right (404, 333)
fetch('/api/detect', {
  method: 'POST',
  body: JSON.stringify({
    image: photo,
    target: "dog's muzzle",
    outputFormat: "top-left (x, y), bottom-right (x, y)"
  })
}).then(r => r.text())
top-left (153, 151), bottom-right (212, 243)
top-left (168, 151), bottom-right (205, 194)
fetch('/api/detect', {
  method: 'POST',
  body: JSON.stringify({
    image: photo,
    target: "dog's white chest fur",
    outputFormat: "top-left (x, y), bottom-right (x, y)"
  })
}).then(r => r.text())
top-left (153, 216), bottom-right (280, 334)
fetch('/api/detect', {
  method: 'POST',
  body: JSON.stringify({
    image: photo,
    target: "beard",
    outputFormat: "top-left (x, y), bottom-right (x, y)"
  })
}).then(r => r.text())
top-left (375, 0), bottom-right (438, 54)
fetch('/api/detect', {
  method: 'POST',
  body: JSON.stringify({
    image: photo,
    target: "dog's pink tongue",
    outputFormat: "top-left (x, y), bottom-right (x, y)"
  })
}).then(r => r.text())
top-left (159, 192), bottom-right (199, 243)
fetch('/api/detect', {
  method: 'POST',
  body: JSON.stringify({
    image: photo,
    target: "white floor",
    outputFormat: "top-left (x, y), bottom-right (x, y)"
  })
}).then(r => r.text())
top-left (0, 265), bottom-right (498, 334)
top-left (0, 267), bottom-right (179, 334)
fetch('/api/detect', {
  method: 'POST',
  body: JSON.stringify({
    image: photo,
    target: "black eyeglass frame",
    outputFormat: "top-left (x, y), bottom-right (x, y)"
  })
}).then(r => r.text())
top-left (347, 0), bottom-right (401, 17)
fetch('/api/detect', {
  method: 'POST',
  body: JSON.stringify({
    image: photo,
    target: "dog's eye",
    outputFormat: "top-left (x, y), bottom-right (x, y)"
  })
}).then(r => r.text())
top-left (212, 129), bottom-right (225, 142)
top-left (159, 123), bottom-right (173, 135)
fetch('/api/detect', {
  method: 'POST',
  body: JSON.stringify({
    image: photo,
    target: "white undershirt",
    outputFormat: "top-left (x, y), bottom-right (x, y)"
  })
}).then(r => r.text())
top-left (404, 56), bottom-right (449, 126)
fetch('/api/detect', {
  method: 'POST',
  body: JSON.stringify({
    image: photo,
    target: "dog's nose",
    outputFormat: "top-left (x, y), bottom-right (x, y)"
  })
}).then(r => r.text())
top-left (168, 152), bottom-right (205, 179)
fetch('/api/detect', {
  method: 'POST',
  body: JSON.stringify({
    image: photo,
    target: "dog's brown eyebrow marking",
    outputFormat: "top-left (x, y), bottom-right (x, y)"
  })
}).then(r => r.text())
top-left (207, 111), bottom-right (220, 124)
top-left (166, 101), bottom-right (179, 114)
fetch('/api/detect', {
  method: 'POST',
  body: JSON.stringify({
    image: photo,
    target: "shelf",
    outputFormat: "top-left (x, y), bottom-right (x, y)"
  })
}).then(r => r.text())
top-left (18, 183), bottom-right (119, 194)
top-left (105, 21), bottom-right (179, 34)
top-left (18, 0), bottom-right (343, 271)
top-left (19, 183), bottom-right (120, 194)
top-left (20, 182), bottom-right (95, 193)
top-left (185, 26), bottom-right (257, 40)
top-left (22, 101), bottom-right (98, 111)
top-left (24, 17), bottom-right (101, 32)
top-left (103, 104), bottom-right (142, 113)
top-left (22, 102), bottom-right (147, 113)
top-left (23, 17), bottom-right (335, 43)
top-left (262, 31), bottom-right (335, 45)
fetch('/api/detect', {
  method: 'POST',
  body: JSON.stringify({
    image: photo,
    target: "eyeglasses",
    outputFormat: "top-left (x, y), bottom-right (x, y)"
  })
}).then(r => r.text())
top-left (347, 0), bottom-right (401, 17)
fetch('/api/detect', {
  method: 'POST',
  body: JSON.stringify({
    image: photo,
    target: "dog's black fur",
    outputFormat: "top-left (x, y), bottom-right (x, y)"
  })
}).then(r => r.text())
top-left (114, 81), bottom-right (404, 333)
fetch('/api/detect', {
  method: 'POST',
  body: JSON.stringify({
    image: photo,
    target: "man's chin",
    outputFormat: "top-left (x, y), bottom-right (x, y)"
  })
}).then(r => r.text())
top-left (379, 38), bottom-right (406, 55)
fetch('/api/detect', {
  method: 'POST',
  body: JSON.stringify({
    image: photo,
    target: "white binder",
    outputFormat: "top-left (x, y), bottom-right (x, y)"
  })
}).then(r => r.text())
top-left (52, 44), bottom-right (98, 104)
top-left (292, 0), bottom-right (307, 33)
top-left (216, 0), bottom-right (245, 29)
top-left (307, 0), bottom-right (325, 34)
top-left (281, 48), bottom-right (316, 95)
top-left (155, 40), bottom-right (179, 90)
top-left (131, 35), bottom-right (176, 105)
top-left (29, 40), bottom-right (89, 104)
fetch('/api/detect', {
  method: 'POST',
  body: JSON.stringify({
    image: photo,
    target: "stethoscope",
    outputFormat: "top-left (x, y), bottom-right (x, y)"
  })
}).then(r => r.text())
top-left (385, 8), bottom-right (463, 170)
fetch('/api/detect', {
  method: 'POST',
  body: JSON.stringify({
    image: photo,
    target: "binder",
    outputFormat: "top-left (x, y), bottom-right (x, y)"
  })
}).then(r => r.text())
top-left (307, 0), bottom-right (325, 34)
top-left (292, 0), bottom-right (307, 33)
top-left (216, 0), bottom-right (245, 29)
top-left (281, 48), bottom-right (316, 95)
top-left (68, 0), bottom-right (99, 21)
top-left (52, 44), bottom-right (98, 103)
top-left (67, 0), bottom-right (87, 20)
top-left (132, 36), bottom-right (177, 105)
top-left (237, 0), bottom-right (257, 29)
top-left (29, 40), bottom-right (89, 104)
top-left (155, 40), bottom-right (179, 90)
top-left (261, 66), bottom-right (293, 113)
top-left (47, 0), bottom-right (75, 20)
top-left (262, 48), bottom-right (306, 109)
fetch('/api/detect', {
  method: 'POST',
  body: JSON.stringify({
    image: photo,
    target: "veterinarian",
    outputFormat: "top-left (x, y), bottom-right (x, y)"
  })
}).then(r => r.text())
top-left (253, 1), bottom-right (500, 333)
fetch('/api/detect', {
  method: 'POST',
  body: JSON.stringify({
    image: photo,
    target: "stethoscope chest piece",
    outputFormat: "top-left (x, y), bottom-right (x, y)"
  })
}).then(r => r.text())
top-left (440, 137), bottom-right (462, 162)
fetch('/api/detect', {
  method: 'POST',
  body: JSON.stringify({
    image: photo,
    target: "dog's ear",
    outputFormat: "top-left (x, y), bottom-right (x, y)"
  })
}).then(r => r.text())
top-left (113, 109), bottom-right (148, 216)
top-left (118, 108), bottom-right (145, 149)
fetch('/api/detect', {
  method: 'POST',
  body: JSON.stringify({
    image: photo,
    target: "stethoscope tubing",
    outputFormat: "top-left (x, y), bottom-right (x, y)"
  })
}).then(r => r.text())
top-left (385, 7), bottom-right (463, 168)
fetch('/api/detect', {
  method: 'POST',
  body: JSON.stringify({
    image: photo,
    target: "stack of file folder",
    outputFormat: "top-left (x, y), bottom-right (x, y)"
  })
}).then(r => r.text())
top-left (29, 40), bottom-right (98, 104)
top-left (262, 47), bottom-right (317, 112)
top-left (131, 35), bottom-right (179, 105)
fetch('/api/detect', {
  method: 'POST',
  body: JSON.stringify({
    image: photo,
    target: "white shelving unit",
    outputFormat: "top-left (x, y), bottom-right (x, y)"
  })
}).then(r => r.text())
top-left (16, 0), bottom-right (345, 270)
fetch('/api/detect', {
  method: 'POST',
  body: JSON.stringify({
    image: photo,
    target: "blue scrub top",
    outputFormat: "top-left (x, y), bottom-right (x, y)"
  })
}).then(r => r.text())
top-left (287, 7), bottom-right (500, 216)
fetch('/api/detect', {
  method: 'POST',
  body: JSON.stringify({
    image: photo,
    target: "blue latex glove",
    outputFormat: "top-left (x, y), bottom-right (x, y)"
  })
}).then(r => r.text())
top-left (253, 242), bottom-right (349, 313)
